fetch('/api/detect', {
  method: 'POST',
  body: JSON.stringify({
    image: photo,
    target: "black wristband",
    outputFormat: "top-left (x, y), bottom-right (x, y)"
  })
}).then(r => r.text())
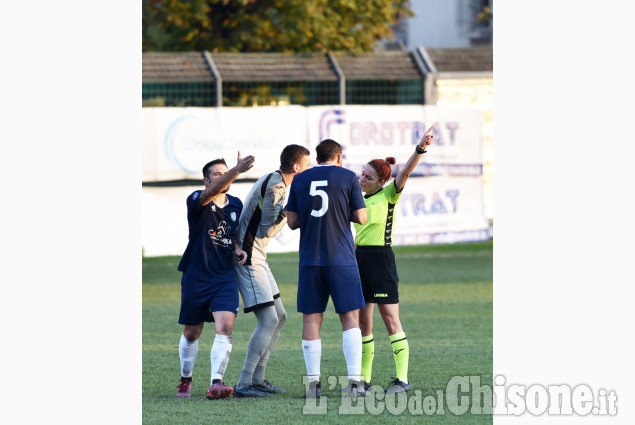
top-left (415, 145), bottom-right (427, 154)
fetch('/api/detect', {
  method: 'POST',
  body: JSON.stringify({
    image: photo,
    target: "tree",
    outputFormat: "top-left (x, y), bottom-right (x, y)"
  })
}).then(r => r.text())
top-left (142, 0), bottom-right (413, 52)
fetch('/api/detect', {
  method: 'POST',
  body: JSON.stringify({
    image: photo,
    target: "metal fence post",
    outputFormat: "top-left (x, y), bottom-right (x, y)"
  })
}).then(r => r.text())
top-left (326, 52), bottom-right (346, 105)
top-left (203, 51), bottom-right (223, 107)
top-left (415, 46), bottom-right (438, 105)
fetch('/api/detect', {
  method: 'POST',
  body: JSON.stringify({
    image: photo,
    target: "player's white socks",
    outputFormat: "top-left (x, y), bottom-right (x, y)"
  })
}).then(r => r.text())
top-left (302, 339), bottom-right (321, 382)
top-left (210, 334), bottom-right (232, 383)
top-left (342, 327), bottom-right (363, 380)
top-left (179, 334), bottom-right (198, 378)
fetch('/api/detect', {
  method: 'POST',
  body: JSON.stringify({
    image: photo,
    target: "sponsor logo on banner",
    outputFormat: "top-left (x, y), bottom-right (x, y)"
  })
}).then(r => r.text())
top-left (315, 106), bottom-right (479, 177)
top-left (318, 108), bottom-right (346, 142)
top-left (164, 115), bottom-right (225, 174)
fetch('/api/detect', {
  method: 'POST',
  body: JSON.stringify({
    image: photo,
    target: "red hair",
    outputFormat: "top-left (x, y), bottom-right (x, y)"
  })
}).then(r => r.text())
top-left (367, 157), bottom-right (396, 184)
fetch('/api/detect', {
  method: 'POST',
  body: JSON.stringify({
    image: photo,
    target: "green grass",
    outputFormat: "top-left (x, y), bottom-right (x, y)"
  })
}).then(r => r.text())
top-left (143, 241), bottom-right (493, 424)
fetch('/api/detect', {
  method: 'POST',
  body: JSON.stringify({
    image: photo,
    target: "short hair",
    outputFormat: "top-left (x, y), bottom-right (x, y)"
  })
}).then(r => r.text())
top-left (279, 144), bottom-right (310, 173)
top-left (316, 139), bottom-right (342, 163)
top-left (202, 158), bottom-right (227, 178)
top-left (367, 157), bottom-right (396, 184)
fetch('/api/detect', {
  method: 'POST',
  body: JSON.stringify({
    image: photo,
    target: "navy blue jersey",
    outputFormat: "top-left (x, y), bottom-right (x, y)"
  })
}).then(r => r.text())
top-left (286, 165), bottom-right (366, 267)
top-left (177, 191), bottom-right (242, 281)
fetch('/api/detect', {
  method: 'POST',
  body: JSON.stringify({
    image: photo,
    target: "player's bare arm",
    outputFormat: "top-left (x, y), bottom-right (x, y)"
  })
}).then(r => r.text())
top-left (394, 124), bottom-right (434, 192)
top-left (350, 207), bottom-right (367, 225)
top-left (286, 210), bottom-right (300, 230)
top-left (200, 151), bottom-right (255, 206)
top-left (234, 239), bottom-right (248, 265)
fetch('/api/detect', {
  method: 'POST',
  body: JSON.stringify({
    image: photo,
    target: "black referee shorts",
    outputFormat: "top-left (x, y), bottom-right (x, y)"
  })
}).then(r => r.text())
top-left (355, 246), bottom-right (399, 304)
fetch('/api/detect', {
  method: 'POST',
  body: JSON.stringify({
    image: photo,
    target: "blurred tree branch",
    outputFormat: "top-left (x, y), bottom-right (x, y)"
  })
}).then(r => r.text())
top-left (142, 0), bottom-right (413, 52)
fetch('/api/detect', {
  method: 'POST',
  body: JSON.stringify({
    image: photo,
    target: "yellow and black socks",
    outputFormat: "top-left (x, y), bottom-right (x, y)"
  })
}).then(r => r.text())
top-left (389, 332), bottom-right (409, 383)
top-left (361, 334), bottom-right (375, 383)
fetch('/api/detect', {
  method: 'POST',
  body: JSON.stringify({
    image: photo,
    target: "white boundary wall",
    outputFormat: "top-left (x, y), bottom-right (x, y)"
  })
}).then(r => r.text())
top-left (142, 105), bottom-right (489, 257)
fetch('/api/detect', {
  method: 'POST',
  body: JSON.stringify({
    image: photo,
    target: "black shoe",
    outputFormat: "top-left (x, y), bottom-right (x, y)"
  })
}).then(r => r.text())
top-left (385, 377), bottom-right (412, 394)
top-left (345, 379), bottom-right (369, 398)
top-left (341, 380), bottom-right (373, 392)
top-left (232, 385), bottom-right (270, 398)
top-left (304, 380), bottom-right (321, 398)
top-left (252, 379), bottom-right (286, 394)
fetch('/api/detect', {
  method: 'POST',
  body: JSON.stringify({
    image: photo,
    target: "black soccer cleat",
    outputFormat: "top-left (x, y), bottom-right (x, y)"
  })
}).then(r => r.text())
top-left (304, 380), bottom-right (321, 399)
top-left (251, 379), bottom-right (286, 394)
top-left (232, 385), bottom-right (270, 398)
top-left (385, 377), bottom-right (412, 394)
top-left (341, 379), bottom-right (373, 392)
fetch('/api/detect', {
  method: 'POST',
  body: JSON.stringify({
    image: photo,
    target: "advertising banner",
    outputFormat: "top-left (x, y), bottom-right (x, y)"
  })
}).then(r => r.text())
top-left (388, 176), bottom-right (489, 245)
top-left (142, 183), bottom-right (300, 258)
top-left (142, 105), bottom-right (489, 256)
top-left (306, 105), bottom-right (483, 177)
top-left (142, 106), bottom-right (308, 181)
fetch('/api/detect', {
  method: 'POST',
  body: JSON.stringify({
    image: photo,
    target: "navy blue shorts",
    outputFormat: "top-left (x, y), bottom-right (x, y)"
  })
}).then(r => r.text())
top-left (178, 272), bottom-right (239, 325)
top-left (297, 266), bottom-right (366, 314)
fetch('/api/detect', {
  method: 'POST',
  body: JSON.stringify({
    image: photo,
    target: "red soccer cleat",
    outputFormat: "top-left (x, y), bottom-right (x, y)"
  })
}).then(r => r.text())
top-left (176, 378), bottom-right (192, 398)
top-left (207, 381), bottom-right (233, 399)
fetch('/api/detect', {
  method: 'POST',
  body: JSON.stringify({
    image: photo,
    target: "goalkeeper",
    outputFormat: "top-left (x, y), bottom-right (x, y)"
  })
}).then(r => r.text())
top-left (233, 144), bottom-right (311, 397)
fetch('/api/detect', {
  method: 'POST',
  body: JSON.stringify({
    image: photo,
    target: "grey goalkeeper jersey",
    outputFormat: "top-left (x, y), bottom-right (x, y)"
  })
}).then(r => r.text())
top-left (236, 171), bottom-right (288, 264)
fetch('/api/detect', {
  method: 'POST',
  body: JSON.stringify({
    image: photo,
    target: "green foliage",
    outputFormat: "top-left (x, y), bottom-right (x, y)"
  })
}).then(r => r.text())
top-left (143, 241), bottom-right (492, 423)
top-left (143, 0), bottom-right (414, 52)
top-left (222, 83), bottom-right (304, 106)
top-left (142, 96), bottom-right (167, 107)
top-left (477, 6), bottom-right (493, 25)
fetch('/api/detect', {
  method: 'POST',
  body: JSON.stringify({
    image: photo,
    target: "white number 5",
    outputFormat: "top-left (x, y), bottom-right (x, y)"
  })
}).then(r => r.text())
top-left (310, 180), bottom-right (328, 217)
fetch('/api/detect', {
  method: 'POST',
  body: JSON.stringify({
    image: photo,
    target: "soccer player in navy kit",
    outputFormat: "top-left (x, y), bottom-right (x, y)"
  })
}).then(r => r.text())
top-left (286, 139), bottom-right (368, 398)
top-left (176, 152), bottom-right (255, 400)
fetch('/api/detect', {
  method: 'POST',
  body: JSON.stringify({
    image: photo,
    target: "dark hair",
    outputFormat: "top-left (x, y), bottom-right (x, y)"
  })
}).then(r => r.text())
top-left (367, 157), bottom-right (396, 184)
top-left (280, 144), bottom-right (310, 173)
top-left (316, 139), bottom-right (342, 163)
top-left (202, 158), bottom-right (227, 178)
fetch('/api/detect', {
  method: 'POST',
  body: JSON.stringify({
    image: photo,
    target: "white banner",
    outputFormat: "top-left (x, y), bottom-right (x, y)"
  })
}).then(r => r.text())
top-left (143, 106), bottom-right (308, 181)
top-left (306, 105), bottom-right (483, 177)
top-left (142, 176), bottom-right (487, 257)
top-left (389, 176), bottom-right (489, 245)
top-left (142, 183), bottom-right (300, 258)
top-left (141, 105), bottom-right (489, 256)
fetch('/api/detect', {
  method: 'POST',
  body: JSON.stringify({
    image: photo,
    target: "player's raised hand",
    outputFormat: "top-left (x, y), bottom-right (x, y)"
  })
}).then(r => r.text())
top-left (419, 124), bottom-right (435, 150)
top-left (236, 150), bottom-right (255, 174)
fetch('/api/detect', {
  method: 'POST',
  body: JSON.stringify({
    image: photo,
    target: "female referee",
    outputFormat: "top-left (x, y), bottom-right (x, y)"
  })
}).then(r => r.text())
top-left (354, 124), bottom-right (434, 394)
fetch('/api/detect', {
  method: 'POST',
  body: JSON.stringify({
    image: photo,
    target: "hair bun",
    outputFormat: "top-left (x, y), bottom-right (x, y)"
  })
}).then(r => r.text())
top-left (385, 157), bottom-right (396, 165)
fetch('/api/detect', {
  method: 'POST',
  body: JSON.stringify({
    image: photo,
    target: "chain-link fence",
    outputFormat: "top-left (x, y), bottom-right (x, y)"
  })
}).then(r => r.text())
top-left (142, 50), bottom-right (435, 107)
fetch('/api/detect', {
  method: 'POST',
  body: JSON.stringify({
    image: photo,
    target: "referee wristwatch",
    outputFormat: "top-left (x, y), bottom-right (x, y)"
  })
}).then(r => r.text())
top-left (415, 145), bottom-right (427, 154)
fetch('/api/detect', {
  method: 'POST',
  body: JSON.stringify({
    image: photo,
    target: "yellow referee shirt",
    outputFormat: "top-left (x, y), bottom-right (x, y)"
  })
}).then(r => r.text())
top-left (354, 180), bottom-right (403, 247)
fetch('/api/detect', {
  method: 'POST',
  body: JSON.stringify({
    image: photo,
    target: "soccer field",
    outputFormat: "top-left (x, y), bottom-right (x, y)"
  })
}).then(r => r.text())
top-left (142, 241), bottom-right (493, 424)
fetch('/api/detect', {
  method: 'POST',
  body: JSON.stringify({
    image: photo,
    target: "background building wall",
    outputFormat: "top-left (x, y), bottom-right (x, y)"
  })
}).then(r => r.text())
top-left (395, 0), bottom-right (493, 49)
